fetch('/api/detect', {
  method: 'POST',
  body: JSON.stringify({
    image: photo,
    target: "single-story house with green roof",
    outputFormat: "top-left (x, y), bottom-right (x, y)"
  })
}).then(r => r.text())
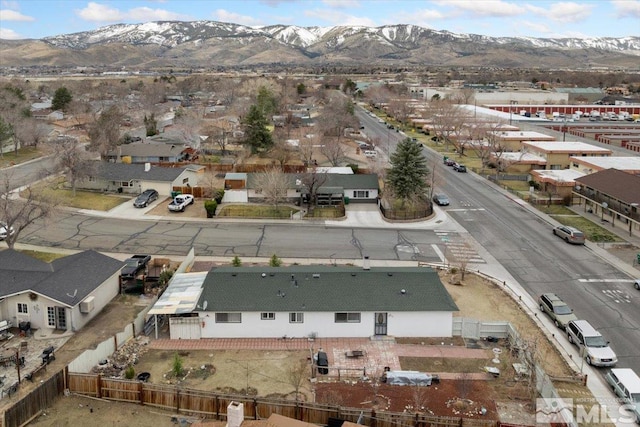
top-left (242, 173), bottom-right (379, 205)
top-left (190, 266), bottom-right (457, 339)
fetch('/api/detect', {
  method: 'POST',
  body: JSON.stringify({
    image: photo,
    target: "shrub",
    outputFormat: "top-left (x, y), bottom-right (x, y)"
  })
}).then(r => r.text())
top-left (213, 188), bottom-right (225, 203)
top-left (204, 200), bottom-right (218, 218)
top-left (269, 254), bottom-right (282, 267)
top-left (232, 256), bottom-right (242, 267)
top-left (172, 353), bottom-right (184, 377)
top-left (124, 366), bottom-right (135, 379)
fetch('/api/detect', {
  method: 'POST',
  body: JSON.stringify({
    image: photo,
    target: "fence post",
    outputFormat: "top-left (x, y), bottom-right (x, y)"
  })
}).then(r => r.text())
top-left (138, 381), bottom-right (143, 405)
top-left (96, 374), bottom-right (102, 398)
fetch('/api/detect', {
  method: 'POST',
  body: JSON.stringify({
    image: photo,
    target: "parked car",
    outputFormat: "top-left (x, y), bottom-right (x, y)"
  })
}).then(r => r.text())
top-left (433, 194), bottom-right (450, 206)
top-left (566, 319), bottom-right (617, 367)
top-left (604, 368), bottom-right (640, 423)
top-left (453, 163), bottom-right (467, 173)
top-left (0, 221), bottom-right (15, 241)
top-left (133, 189), bottom-right (159, 208)
top-left (538, 293), bottom-right (577, 329)
top-left (168, 194), bottom-right (195, 212)
top-left (635, 279), bottom-right (640, 290)
top-left (553, 225), bottom-right (585, 245)
top-left (444, 158), bottom-right (456, 166)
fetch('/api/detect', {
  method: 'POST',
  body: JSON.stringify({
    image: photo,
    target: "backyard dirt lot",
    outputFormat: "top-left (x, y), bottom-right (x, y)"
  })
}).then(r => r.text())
top-left (17, 264), bottom-right (580, 427)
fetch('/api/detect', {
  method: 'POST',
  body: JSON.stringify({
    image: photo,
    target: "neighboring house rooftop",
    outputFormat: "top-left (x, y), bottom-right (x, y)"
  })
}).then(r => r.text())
top-left (522, 141), bottom-right (612, 154)
top-left (575, 168), bottom-right (640, 205)
top-left (107, 141), bottom-right (189, 158)
top-left (0, 249), bottom-right (123, 306)
top-left (245, 173), bottom-right (379, 190)
top-left (531, 169), bottom-right (585, 185)
top-left (490, 131), bottom-right (556, 140)
top-left (91, 162), bottom-right (188, 182)
top-left (198, 266), bottom-right (458, 313)
top-left (570, 156), bottom-right (640, 174)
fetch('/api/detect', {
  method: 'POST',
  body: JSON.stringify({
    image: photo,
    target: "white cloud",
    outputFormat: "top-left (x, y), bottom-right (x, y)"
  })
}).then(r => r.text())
top-left (76, 2), bottom-right (187, 23)
top-left (213, 9), bottom-right (263, 26)
top-left (392, 9), bottom-right (446, 24)
top-left (525, 2), bottom-right (593, 23)
top-left (0, 27), bottom-right (22, 39)
top-left (433, 0), bottom-right (524, 17)
top-left (322, 0), bottom-right (361, 8)
top-left (0, 9), bottom-right (34, 21)
top-left (611, 0), bottom-right (640, 18)
top-left (304, 8), bottom-right (376, 26)
top-left (76, 2), bottom-right (125, 22)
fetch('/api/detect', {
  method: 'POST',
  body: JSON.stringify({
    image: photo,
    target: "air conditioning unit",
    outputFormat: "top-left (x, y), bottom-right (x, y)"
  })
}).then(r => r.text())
top-left (80, 296), bottom-right (95, 314)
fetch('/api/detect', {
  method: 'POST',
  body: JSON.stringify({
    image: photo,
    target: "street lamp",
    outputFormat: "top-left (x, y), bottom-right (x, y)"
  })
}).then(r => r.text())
top-left (562, 117), bottom-right (568, 142)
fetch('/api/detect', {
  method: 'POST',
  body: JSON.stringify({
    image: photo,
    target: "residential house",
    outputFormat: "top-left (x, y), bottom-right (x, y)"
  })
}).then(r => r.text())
top-left (158, 265), bottom-right (458, 340)
top-left (530, 169), bottom-right (586, 201)
top-left (521, 141), bottom-right (612, 170)
top-left (488, 131), bottom-right (556, 152)
top-left (569, 156), bottom-right (640, 176)
top-left (573, 169), bottom-right (640, 231)
top-left (0, 249), bottom-right (123, 333)
top-left (78, 161), bottom-right (202, 196)
top-left (105, 139), bottom-right (191, 164)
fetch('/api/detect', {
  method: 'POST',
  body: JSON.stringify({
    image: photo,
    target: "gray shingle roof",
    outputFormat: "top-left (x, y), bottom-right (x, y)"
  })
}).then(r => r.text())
top-left (0, 249), bottom-right (123, 306)
top-left (107, 142), bottom-right (187, 157)
top-left (91, 162), bottom-right (187, 182)
top-left (246, 173), bottom-right (379, 190)
top-left (198, 266), bottom-right (458, 313)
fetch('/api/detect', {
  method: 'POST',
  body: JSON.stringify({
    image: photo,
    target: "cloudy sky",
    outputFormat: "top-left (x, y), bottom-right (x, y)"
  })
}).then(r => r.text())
top-left (1, 0), bottom-right (639, 40)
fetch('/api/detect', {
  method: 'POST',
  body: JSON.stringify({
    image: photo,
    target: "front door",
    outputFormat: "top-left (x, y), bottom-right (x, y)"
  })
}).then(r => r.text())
top-left (374, 312), bottom-right (387, 335)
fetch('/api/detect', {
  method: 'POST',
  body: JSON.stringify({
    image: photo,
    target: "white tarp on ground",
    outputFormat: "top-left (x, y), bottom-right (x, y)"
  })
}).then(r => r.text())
top-left (384, 370), bottom-right (433, 386)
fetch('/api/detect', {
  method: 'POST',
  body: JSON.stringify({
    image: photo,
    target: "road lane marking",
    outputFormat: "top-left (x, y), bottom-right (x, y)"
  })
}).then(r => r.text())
top-left (578, 279), bottom-right (634, 283)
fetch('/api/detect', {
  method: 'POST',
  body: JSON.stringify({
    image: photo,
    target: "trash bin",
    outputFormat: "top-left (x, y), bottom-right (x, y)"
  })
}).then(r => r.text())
top-left (171, 191), bottom-right (181, 198)
top-left (344, 196), bottom-right (350, 205)
top-left (443, 156), bottom-right (449, 164)
top-left (316, 351), bottom-right (328, 375)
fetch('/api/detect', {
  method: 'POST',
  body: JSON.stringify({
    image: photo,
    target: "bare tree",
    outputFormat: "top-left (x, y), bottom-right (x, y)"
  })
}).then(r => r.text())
top-left (0, 172), bottom-right (58, 249)
top-left (299, 168), bottom-right (328, 215)
top-left (48, 137), bottom-right (96, 197)
top-left (286, 358), bottom-right (309, 401)
top-left (173, 107), bottom-right (203, 148)
top-left (320, 137), bottom-right (345, 167)
top-left (456, 371), bottom-right (473, 403)
top-left (17, 119), bottom-right (49, 148)
top-left (298, 134), bottom-right (317, 167)
top-left (87, 105), bottom-right (124, 158)
top-left (259, 167), bottom-right (290, 210)
top-left (429, 100), bottom-right (465, 152)
top-left (269, 139), bottom-right (294, 169)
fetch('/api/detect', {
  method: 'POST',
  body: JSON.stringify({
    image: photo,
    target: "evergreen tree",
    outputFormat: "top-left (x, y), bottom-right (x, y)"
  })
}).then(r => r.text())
top-left (256, 86), bottom-right (278, 117)
top-left (52, 87), bottom-right (73, 111)
top-left (386, 138), bottom-right (430, 207)
top-left (242, 104), bottom-right (273, 153)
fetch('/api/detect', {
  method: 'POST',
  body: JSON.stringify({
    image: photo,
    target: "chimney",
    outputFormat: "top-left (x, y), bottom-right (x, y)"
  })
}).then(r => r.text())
top-left (144, 162), bottom-right (151, 172)
top-left (226, 401), bottom-right (244, 427)
top-left (362, 256), bottom-right (370, 270)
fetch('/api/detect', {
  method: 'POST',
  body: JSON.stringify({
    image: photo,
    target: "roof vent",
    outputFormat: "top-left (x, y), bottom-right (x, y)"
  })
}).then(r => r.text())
top-left (400, 289), bottom-right (406, 295)
top-left (313, 273), bottom-right (320, 278)
top-left (261, 273), bottom-right (266, 278)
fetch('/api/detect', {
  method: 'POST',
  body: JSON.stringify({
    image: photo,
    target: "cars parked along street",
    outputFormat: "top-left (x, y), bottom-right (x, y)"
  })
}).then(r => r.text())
top-left (604, 368), bottom-right (640, 423)
top-left (538, 293), bottom-right (577, 329)
top-left (553, 225), bottom-right (585, 245)
top-left (133, 189), bottom-right (159, 208)
top-left (635, 279), bottom-right (640, 290)
top-left (566, 319), bottom-right (617, 367)
top-left (0, 221), bottom-right (15, 241)
top-left (453, 163), bottom-right (467, 173)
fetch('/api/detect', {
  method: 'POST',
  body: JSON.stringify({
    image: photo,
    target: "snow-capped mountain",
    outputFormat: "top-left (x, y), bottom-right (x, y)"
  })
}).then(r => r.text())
top-left (2, 21), bottom-right (639, 69)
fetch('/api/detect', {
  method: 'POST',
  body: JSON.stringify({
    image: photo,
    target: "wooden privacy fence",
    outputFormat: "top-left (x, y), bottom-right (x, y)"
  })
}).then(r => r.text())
top-left (61, 373), bottom-right (504, 427)
top-left (1, 369), bottom-right (66, 427)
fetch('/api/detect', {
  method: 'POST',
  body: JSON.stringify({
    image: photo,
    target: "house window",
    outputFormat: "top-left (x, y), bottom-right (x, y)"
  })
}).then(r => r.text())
top-left (215, 313), bottom-right (241, 323)
top-left (261, 312), bottom-right (275, 320)
top-left (354, 190), bottom-right (369, 198)
top-left (290, 313), bottom-right (304, 323)
top-left (335, 312), bottom-right (360, 323)
top-left (17, 303), bottom-right (28, 314)
top-left (182, 178), bottom-right (189, 184)
top-left (47, 307), bottom-right (56, 327)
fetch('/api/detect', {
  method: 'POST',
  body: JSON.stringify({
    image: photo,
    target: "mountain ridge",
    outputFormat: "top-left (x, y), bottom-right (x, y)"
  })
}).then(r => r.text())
top-left (2, 20), bottom-right (639, 69)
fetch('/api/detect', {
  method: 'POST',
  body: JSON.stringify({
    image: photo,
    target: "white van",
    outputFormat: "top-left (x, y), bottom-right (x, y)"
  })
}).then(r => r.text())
top-left (364, 150), bottom-right (377, 158)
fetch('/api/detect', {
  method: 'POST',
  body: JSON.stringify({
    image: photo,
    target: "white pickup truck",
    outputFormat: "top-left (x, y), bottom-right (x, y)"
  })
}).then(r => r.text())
top-left (167, 194), bottom-right (194, 212)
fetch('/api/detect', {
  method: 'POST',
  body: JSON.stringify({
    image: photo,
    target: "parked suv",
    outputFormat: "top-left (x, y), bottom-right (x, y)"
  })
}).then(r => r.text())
top-left (538, 293), bottom-right (577, 330)
top-left (453, 163), bottom-right (467, 173)
top-left (566, 320), bottom-right (617, 367)
top-left (553, 225), bottom-right (585, 245)
top-left (605, 368), bottom-right (640, 423)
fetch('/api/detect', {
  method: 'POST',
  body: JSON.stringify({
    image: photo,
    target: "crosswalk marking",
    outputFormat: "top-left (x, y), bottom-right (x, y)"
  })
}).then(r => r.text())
top-left (602, 289), bottom-right (632, 304)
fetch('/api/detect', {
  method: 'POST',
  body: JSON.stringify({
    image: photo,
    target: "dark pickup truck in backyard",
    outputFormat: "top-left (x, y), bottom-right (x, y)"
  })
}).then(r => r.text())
top-left (120, 255), bottom-right (151, 280)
